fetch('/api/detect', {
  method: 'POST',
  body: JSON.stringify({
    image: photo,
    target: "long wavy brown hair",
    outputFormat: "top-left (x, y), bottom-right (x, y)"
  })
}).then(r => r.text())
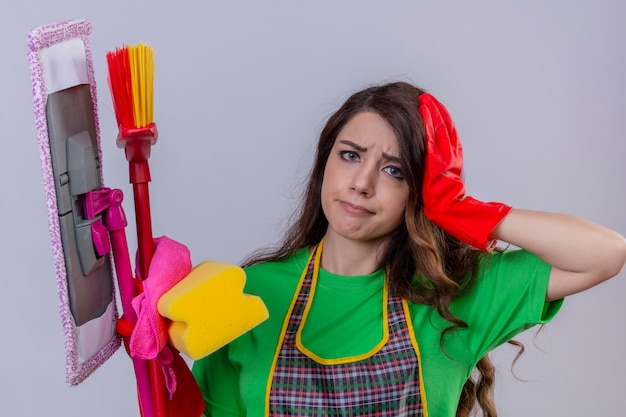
top-left (244, 81), bottom-right (501, 417)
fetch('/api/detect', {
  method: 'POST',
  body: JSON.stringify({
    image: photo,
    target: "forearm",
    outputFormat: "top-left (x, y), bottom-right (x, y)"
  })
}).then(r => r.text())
top-left (491, 208), bottom-right (626, 300)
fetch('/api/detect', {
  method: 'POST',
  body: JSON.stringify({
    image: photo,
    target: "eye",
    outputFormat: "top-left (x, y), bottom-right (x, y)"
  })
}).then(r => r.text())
top-left (383, 165), bottom-right (404, 179)
top-left (339, 150), bottom-right (360, 162)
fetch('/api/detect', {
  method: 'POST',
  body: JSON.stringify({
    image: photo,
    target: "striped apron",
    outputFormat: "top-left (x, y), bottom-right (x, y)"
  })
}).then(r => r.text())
top-left (267, 243), bottom-right (424, 416)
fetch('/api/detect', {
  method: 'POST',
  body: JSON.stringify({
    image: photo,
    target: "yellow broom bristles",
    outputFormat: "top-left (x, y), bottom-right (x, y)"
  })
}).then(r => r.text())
top-left (128, 43), bottom-right (155, 128)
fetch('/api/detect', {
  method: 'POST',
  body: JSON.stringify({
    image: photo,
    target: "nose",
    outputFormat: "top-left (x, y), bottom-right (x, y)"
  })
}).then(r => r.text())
top-left (350, 164), bottom-right (376, 196)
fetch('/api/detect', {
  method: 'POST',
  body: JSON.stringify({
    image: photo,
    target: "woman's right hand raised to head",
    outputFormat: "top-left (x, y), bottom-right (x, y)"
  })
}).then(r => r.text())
top-left (418, 93), bottom-right (512, 252)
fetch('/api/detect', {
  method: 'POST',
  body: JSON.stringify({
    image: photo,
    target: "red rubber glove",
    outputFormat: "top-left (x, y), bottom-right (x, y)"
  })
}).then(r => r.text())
top-left (418, 93), bottom-right (512, 252)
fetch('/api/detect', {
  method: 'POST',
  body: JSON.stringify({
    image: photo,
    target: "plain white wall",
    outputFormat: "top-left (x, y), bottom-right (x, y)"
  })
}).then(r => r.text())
top-left (1, 1), bottom-right (624, 415)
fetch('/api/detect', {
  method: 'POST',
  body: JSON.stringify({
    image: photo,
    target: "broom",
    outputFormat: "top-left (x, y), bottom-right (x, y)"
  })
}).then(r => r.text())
top-left (106, 43), bottom-right (157, 278)
top-left (106, 43), bottom-right (167, 417)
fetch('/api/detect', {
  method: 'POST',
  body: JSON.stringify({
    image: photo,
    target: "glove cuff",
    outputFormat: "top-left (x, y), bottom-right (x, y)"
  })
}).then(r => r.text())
top-left (424, 197), bottom-right (512, 251)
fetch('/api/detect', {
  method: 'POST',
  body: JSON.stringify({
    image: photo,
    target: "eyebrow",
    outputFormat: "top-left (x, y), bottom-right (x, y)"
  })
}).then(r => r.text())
top-left (339, 140), bottom-right (402, 165)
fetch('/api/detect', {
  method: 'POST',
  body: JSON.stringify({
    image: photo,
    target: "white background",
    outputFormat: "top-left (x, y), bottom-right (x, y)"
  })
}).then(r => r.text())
top-left (1, 1), bottom-right (625, 416)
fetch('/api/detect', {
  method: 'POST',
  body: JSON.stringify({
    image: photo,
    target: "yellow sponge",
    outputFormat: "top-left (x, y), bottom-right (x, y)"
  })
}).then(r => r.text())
top-left (157, 261), bottom-right (268, 360)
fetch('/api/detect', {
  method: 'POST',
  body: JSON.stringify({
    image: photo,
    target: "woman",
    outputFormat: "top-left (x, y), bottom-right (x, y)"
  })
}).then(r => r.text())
top-left (192, 81), bottom-right (626, 417)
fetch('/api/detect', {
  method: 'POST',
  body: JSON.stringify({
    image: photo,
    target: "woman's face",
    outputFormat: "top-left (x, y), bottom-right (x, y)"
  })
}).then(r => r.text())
top-left (321, 111), bottom-right (409, 245)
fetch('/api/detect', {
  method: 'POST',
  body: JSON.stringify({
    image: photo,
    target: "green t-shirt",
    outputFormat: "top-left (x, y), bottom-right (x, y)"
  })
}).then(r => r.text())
top-left (193, 247), bottom-right (562, 417)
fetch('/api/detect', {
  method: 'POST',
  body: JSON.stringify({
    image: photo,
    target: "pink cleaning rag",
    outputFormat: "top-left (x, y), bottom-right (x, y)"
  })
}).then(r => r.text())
top-left (129, 236), bottom-right (192, 396)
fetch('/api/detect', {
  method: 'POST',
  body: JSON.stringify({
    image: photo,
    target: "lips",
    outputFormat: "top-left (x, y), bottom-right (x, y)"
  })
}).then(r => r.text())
top-left (339, 200), bottom-right (375, 215)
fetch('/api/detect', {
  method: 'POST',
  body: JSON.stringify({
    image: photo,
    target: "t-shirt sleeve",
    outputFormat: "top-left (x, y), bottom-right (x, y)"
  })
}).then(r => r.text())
top-left (452, 249), bottom-right (564, 361)
top-left (192, 345), bottom-right (245, 417)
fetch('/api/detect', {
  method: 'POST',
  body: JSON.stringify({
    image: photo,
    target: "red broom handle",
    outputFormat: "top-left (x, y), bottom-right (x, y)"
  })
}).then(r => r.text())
top-left (133, 183), bottom-right (155, 279)
top-left (132, 182), bottom-right (168, 417)
top-left (122, 129), bottom-right (169, 417)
